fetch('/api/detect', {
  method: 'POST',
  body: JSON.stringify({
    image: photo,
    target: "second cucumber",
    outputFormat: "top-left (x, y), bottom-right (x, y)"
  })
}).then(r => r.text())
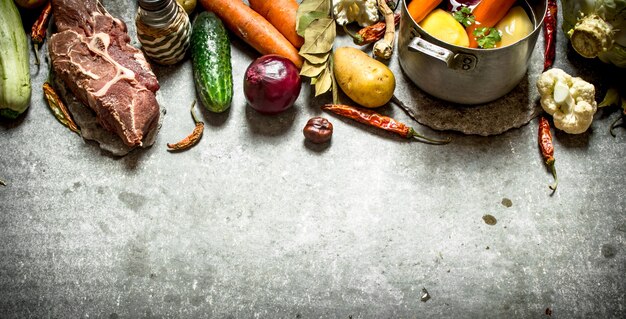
top-left (191, 11), bottom-right (232, 113)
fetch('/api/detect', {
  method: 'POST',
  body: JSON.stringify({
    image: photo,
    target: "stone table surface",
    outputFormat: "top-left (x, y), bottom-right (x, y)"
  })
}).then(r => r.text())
top-left (1, 1), bottom-right (625, 318)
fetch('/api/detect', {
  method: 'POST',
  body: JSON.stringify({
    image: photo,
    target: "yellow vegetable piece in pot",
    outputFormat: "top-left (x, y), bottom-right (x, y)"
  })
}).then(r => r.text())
top-left (495, 6), bottom-right (533, 48)
top-left (419, 9), bottom-right (469, 47)
top-left (333, 47), bottom-right (396, 108)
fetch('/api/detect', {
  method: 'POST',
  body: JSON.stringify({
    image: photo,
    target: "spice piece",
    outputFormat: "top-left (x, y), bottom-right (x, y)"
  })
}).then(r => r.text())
top-left (543, 0), bottom-right (557, 71)
top-left (0, 179), bottom-right (6, 186)
top-left (322, 104), bottom-right (450, 144)
top-left (303, 117), bottom-right (333, 143)
top-left (43, 82), bottom-right (80, 134)
top-left (501, 198), bottom-right (513, 208)
top-left (420, 288), bottom-right (431, 302)
top-left (167, 100), bottom-right (204, 151)
top-left (345, 13), bottom-right (400, 45)
top-left (538, 117), bottom-right (558, 191)
top-left (482, 214), bottom-right (497, 225)
top-left (373, 0), bottom-right (395, 59)
top-left (31, 1), bottom-right (52, 66)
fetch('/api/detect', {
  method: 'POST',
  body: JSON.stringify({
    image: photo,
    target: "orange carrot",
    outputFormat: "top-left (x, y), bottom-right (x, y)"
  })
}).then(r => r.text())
top-left (199, 0), bottom-right (303, 68)
top-left (466, 0), bottom-right (517, 48)
top-left (407, 0), bottom-right (442, 23)
top-left (249, 0), bottom-right (304, 49)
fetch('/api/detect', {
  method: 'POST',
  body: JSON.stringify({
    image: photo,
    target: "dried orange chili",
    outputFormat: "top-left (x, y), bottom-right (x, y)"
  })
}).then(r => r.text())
top-left (345, 13), bottom-right (400, 45)
top-left (43, 82), bottom-right (80, 134)
top-left (538, 116), bottom-right (558, 191)
top-left (31, 1), bottom-right (52, 66)
top-left (543, 0), bottom-right (557, 71)
top-left (167, 100), bottom-right (204, 151)
top-left (322, 104), bottom-right (450, 144)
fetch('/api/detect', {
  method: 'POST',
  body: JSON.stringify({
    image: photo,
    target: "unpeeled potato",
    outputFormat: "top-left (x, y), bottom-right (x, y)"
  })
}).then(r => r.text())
top-left (333, 47), bottom-right (395, 108)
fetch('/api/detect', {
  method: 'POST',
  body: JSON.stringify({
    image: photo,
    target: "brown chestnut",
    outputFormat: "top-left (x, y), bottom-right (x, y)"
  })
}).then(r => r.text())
top-left (303, 117), bottom-right (333, 144)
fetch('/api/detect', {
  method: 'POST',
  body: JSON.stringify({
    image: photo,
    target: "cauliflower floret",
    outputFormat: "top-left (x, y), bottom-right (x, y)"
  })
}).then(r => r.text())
top-left (536, 68), bottom-right (598, 134)
top-left (333, 0), bottom-right (379, 27)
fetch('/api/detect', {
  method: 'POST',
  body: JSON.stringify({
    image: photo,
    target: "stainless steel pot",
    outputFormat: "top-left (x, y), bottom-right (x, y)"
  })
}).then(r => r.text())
top-left (398, 0), bottom-right (547, 105)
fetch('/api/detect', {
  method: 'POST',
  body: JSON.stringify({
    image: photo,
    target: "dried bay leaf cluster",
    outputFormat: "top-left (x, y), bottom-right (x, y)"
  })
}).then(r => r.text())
top-left (296, 0), bottom-right (336, 96)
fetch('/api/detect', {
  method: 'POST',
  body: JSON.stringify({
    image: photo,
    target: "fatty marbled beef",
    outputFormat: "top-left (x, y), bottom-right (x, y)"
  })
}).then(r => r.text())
top-left (49, 0), bottom-right (160, 147)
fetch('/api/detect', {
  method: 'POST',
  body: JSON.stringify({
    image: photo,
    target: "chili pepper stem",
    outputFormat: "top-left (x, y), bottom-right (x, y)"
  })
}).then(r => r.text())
top-left (390, 95), bottom-right (452, 144)
top-left (189, 100), bottom-right (200, 123)
top-left (609, 115), bottom-right (623, 137)
top-left (546, 158), bottom-right (558, 191)
top-left (342, 23), bottom-right (365, 45)
top-left (408, 128), bottom-right (451, 145)
top-left (33, 43), bottom-right (41, 66)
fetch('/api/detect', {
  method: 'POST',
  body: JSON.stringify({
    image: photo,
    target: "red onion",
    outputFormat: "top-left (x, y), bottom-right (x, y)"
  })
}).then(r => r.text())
top-left (446, 0), bottom-right (481, 12)
top-left (244, 55), bottom-right (301, 115)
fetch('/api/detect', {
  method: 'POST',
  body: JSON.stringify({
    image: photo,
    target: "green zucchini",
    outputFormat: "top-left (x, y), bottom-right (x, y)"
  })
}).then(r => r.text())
top-left (191, 11), bottom-right (232, 113)
top-left (0, 0), bottom-right (31, 119)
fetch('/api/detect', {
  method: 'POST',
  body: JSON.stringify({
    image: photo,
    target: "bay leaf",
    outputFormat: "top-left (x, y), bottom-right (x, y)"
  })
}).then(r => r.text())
top-left (315, 65), bottom-right (333, 96)
top-left (300, 60), bottom-right (327, 78)
top-left (297, 11), bottom-right (328, 36)
top-left (299, 52), bottom-right (330, 64)
top-left (296, 0), bottom-right (331, 23)
top-left (301, 18), bottom-right (336, 55)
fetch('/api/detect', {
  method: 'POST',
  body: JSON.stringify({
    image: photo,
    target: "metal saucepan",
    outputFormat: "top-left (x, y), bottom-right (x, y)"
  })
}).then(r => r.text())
top-left (398, 0), bottom-right (548, 105)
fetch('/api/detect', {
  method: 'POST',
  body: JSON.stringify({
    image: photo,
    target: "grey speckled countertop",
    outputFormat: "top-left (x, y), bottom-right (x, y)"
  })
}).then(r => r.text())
top-left (1, 1), bottom-right (625, 318)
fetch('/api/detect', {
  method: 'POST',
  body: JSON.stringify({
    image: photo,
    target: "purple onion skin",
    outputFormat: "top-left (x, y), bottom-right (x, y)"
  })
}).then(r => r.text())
top-left (244, 55), bottom-right (302, 115)
top-left (446, 0), bottom-right (481, 12)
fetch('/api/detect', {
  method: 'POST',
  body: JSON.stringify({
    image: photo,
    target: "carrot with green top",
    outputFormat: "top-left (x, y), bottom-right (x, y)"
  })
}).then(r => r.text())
top-left (466, 0), bottom-right (516, 48)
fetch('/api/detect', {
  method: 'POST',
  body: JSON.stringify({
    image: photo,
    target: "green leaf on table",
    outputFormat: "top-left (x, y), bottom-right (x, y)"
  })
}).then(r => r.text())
top-left (315, 65), bottom-right (333, 96)
top-left (300, 18), bottom-right (336, 55)
top-left (599, 87), bottom-right (620, 108)
top-left (296, 0), bottom-right (331, 23)
top-left (297, 11), bottom-right (328, 36)
top-left (299, 52), bottom-right (330, 65)
top-left (300, 60), bottom-right (327, 78)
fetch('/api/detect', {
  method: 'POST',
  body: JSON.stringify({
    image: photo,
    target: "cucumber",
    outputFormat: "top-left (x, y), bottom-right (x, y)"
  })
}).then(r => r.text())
top-left (191, 11), bottom-right (232, 113)
top-left (0, 0), bottom-right (31, 119)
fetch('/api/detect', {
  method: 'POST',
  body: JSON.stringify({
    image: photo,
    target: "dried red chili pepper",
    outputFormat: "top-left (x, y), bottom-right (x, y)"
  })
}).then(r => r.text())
top-left (538, 116), bottom-right (558, 191)
top-left (43, 82), bottom-right (80, 134)
top-left (167, 101), bottom-right (204, 151)
top-left (543, 0), bottom-right (557, 71)
top-left (322, 104), bottom-right (450, 144)
top-left (31, 1), bottom-right (52, 66)
top-left (344, 13), bottom-right (400, 45)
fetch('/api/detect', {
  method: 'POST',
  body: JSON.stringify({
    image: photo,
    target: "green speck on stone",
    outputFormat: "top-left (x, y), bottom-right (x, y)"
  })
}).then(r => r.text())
top-left (501, 198), bottom-right (513, 208)
top-left (483, 214), bottom-right (497, 225)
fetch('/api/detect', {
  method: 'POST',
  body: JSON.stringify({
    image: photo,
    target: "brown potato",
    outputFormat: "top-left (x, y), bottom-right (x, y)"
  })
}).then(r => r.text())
top-left (333, 47), bottom-right (395, 108)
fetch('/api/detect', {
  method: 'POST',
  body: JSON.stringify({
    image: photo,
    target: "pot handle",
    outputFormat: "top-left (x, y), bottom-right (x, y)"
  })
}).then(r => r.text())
top-left (407, 36), bottom-right (478, 71)
top-left (407, 36), bottom-right (454, 67)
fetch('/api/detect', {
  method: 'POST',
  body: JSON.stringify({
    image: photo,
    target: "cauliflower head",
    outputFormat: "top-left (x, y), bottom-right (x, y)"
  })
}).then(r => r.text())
top-left (333, 0), bottom-right (379, 27)
top-left (536, 68), bottom-right (598, 134)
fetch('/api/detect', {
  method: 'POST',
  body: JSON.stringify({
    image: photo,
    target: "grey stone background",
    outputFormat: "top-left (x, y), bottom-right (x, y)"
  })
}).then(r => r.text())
top-left (1, 1), bottom-right (624, 318)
